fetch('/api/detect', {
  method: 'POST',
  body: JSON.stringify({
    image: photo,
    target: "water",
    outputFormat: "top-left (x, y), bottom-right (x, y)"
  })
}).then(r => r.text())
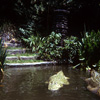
top-left (0, 65), bottom-right (100, 100)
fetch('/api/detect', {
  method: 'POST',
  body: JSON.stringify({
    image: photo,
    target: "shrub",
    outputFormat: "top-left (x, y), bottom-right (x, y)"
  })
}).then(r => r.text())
top-left (38, 34), bottom-right (79, 63)
top-left (63, 36), bottom-right (79, 64)
top-left (21, 30), bottom-right (100, 70)
top-left (38, 32), bottom-right (62, 61)
top-left (22, 31), bottom-right (62, 61)
top-left (22, 33), bottom-right (42, 52)
top-left (22, 32), bottom-right (79, 63)
top-left (77, 31), bottom-right (100, 70)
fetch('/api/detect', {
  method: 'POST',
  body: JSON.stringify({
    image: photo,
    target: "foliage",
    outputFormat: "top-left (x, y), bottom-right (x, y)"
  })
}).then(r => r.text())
top-left (19, 27), bottom-right (33, 39)
top-left (22, 33), bottom-right (42, 52)
top-left (0, 0), bottom-right (100, 37)
top-left (0, 39), bottom-right (7, 70)
top-left (21, 31), bottom-right (63, 61)
top-left (13, 0), bottom-right (100, 40)
top-left (15, 0), bottom-right (47, 36)
top-left (18, 23), bottom-right (36, 45)
top-left (15, 0), bottom-right (73, 37)
top-left (20, 29), bottom-right (100, 70)
top-left (21, 31), bottom-right (79, 63)
top-left (77, 31), bottom-right (100, 70)
top-left (38, 32), bottom-right (62, 61)
top-left (22, 31), bottom-right (62, 61)
top-left (63, 36), bottom-right (79, 64)
top-left (15, 0), bottom-right (73, 16)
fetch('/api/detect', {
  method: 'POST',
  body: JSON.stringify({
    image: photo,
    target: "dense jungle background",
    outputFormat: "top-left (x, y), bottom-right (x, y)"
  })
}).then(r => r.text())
top-left (0, 0), bottom-right (100, 70)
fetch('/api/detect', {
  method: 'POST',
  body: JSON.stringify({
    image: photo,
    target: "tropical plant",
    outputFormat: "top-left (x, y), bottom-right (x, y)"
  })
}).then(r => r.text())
top-left (22, 33), bottom-right (42, 52)
top-left (38, 32), bottom-right (62, 61)
top-left (0, 39), bottom-right (7, 70)
top-left (22, 31), bottom-right (62, 61)
top-left (63, 36), bottom-right (79, 64)
top-left (77, 31), bottom-right (100, 70)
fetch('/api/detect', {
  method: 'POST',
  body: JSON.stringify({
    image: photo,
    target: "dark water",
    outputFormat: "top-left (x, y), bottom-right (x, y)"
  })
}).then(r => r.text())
top-left (0, 65), bottom-right (100, 100)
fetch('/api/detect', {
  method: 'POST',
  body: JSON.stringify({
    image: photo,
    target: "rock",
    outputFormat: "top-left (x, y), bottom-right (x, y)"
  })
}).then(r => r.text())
top-left (46, 70), bottom-right (70, 91)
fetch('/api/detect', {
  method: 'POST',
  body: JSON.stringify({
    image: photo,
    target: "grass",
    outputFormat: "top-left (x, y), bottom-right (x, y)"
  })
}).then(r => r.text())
top-left (7, 52), bottom-right (37, 56)
top-left (6, 46), bottom-right (42, 63)
top-left (7, 46), bottom-right (35, 56)
top-left (5, 59), bottom-right (43, 63)
top-left (7, 47), bottom-right (24, 49)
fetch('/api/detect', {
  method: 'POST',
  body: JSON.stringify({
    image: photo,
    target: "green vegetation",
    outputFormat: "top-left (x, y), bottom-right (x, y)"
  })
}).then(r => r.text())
top-left (15, 0), bottom-right (73, 37)
top-left (7, 47), bottom-right (23, 50)
top-left (77, 31), bottom-right (100, 70)
top-left (63, 31), bottom-right (100, 70)
top-left (20, 30), bottom-right (100, 70)
top-left (7, 52), bottom-right (37, 57)
top-left (38, 32), bottom-right (62, 61)
top-left (22, 32), bottom-right (62, 61)
top-left (22, 34), bottom-right (42, 52)
top-left (5, 59), bottom-right (43, 63)
top-left (0, 39), bottom-right (7, 70)
top-left (63, 36), bottom-right (79, 64)
top-left (0, 0), bottom-right (100, 70)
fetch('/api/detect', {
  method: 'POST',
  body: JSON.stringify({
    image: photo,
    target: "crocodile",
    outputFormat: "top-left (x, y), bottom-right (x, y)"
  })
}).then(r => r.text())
top-left (46, 70), bottom-right (70, 91)
top-left (85, 69), bottom-right (100, 96)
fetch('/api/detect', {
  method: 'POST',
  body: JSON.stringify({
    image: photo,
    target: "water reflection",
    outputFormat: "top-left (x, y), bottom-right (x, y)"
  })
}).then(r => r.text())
top-left (0, 65), bottom-right (99, 100)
